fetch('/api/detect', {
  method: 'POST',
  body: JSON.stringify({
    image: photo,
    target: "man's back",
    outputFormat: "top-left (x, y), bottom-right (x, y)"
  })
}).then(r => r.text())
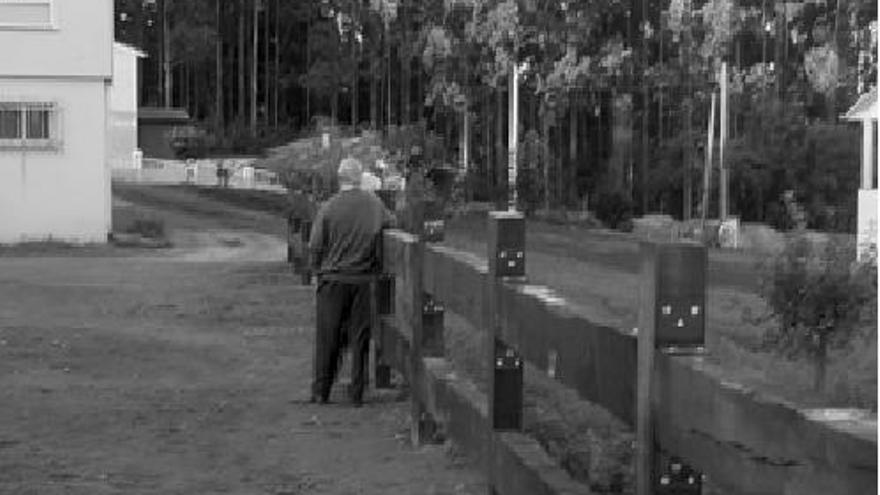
top-left (309, 189), bottom-right (393, 279)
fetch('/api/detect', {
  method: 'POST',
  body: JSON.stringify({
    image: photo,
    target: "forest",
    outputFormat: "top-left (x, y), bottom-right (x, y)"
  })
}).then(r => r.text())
top-left (114, 0), bottom-right (878, 231)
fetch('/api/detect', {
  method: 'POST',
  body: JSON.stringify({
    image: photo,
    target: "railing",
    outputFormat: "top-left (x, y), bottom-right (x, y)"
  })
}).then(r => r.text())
top-left (372, 200), bottom-right (877, 495)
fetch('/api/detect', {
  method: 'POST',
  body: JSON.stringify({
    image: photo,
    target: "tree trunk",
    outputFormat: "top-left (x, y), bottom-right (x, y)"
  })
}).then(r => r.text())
top-left (162, 0), bottom-right (172, 107)
top-left (543, 107), bottom-right (551, 213)
top-left (183, 64), bottom-right (190, 115)
top-left (557, 117), bottom-right (564, 209)
top-left (495, 87), bottom-right (505, 206)
top-left (273, 0), bottom-right (279, 129)
top-left (215, 0), bottom-right (224, 132)
top-left (251, 0), bottom-right (258, 136)
top-left (385, 29), bottom-right (391, 129)
top-left (400, 1), bottom-right (411, 124)
top-left (569, 92), bottom-right (578, 207)
top-left (414, 54), bottom-right (423, 124)
top-left (401, 54), bottom-right (411, 124)
top-left (814, 332), bottom-right (828, 392)
top-left (351, 0), bottom-right (359, 131)
top-left (264, 0), bottom-right (270, 127)
top-left (370, 55), bottom-right (378, 129)
top-left (484, 89), bottom-right (493, 199)
top-left (238, 0), bottom-right (246, 124)
top-left (305, 6), bottom-right (311, 127)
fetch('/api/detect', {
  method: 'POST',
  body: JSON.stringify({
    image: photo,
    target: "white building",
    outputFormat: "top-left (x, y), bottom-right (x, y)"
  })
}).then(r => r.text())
top-left (0, 0), bottom-right (114, 244)
top-left (108, 42), bottom-right (145, 171)
top-left (843, 88), bottom-right (878, 262)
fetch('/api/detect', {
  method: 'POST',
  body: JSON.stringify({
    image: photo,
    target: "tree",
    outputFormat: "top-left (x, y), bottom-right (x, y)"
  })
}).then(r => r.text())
top-left (759, 214), bottom-right (877, 392)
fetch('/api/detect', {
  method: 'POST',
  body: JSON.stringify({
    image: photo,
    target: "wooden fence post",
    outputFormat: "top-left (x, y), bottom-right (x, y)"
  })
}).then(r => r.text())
top-left (395, 198), bottom-right (429, 446)
top-left (422, 293), bottom-right (445, 357)
top-left (637, 241), bottom-right (707, 495)
top-left (372, 273), bottom-right (394, 389)
top-left (299, 220), bottom-right (313, 285)
top-left (486, 210), bottom-right (527, 494)
top-left (371, 189), bottom-right (397, 390)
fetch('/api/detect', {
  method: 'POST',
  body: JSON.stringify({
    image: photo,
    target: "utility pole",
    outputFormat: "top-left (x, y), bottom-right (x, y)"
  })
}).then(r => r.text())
top-left (719, 62), bottom-right (729, 220)
top-left (508, 63), bottom-right (520, 211)
top-left (702, 92), bottom-right (716, 227)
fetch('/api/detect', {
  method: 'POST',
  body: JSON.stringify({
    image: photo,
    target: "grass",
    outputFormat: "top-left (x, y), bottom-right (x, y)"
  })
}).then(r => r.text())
top-left (442, 215), bottom-right (877, 412)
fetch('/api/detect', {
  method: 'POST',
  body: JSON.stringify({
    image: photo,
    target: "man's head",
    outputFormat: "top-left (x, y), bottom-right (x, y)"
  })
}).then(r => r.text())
top-left (337, 157), bottom-right (363, 190)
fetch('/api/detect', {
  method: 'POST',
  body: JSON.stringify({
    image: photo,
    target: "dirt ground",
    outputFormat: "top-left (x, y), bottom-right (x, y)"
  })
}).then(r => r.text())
top-left (0, 193), bottom-right (486, 494)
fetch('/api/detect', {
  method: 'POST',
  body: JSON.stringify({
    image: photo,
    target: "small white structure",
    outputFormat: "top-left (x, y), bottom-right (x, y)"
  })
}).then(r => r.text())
top-left (843, 88), bottom-right (878, 262)
top-left (108, 42), bottom-right (146, 170)
top-left (0, 0), bottom-right (114, 244)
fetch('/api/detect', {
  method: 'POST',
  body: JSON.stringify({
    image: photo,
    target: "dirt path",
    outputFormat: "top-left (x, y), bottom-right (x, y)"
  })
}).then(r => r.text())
top-left (0, 193), bottom-right (486, 494)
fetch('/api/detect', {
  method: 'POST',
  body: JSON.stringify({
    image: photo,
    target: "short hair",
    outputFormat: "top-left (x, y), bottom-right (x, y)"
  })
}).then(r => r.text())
top-left (338, 157), bottom-right (363, 187)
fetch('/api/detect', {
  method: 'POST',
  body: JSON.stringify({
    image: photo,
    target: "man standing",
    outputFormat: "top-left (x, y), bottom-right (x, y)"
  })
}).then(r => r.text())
top-left (309, 158), bottom-right (395, 406)
top-left (286, 184), bottom-right (316, 266)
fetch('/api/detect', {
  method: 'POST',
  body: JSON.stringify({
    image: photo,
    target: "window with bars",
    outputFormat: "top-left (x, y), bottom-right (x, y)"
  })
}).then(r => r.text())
top-left (0, 0), bottom-right (54, 29)
top-left (0, 102), bottom-right (61, 150)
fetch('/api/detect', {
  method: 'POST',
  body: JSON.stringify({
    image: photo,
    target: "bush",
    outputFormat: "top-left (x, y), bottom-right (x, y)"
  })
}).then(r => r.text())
top-left (124, 217), bottom-right (166, 239)
top-left (594, 191), bottom-right (634, 230)
top-left (758, 231), bottom-right (877, 392)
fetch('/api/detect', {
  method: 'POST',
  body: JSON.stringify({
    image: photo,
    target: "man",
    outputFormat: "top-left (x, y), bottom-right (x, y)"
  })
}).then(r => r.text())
top-left (285, 185), bottom-right (316, 268)
top-left (309, 157), bottom-right (395, 406)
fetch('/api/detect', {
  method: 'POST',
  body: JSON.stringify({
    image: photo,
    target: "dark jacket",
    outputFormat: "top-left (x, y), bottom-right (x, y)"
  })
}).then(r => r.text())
top-left (309, 189), bottom-right (395, 281)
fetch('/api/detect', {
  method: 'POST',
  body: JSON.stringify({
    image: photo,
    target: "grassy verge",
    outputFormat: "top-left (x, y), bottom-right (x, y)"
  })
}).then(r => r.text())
top-left (441, 223), bottom-right (877, 411)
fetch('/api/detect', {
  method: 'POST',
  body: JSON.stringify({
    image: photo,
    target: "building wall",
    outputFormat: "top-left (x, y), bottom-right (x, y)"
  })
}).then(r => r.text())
top-left (0, 79), bottom-right (109, 244)
top-left (108, 43), bottom-right (140, 169)
top-left (857, 188), bottom-right (877, 262)
top-left (0, 0), bottom-right (113, 79)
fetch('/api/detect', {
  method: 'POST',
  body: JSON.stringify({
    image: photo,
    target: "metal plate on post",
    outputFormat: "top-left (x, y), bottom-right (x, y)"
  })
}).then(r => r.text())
top-left (488, 211), bottom-right (526, 278)
top-left (654, 243), bottom-right (707, 349)
top-left (422, 295), bottom-right (445, 358)
top-left (493, 339), bottom-right (523, 431)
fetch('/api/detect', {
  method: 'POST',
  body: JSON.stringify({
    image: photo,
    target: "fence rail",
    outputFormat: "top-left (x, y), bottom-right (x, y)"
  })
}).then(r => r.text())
top-left (372, 201), bottom-right (876, 495)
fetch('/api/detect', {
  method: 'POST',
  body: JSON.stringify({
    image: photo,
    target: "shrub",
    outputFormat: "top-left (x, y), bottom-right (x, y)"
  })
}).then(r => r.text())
top-left (124, 217), bottom-right (166, 239)
top-left (758, 231), bottom-right (877, 392)
top-left (594, 191), bottom-right (633, 230)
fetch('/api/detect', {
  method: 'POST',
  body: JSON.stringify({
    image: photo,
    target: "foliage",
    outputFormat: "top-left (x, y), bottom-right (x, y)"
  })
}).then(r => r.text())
top-left (725, 107), bottom-right (861, 232)
top-left (594, 190), bottom-right (634, 230)
top-left (123, 217), bottom-right (166, 240)
top-left (804, 43), bottom-right (841, 95)
top-left (758, 214), bottom-right (877, 391)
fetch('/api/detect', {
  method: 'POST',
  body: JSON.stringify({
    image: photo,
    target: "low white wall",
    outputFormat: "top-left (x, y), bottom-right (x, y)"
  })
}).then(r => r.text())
top-left (111, 158), bottom-right (285, 192)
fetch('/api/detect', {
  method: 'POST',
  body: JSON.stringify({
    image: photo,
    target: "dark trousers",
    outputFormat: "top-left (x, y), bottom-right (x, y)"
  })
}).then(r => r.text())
top-left (313, 280), bottom-right (371, 401)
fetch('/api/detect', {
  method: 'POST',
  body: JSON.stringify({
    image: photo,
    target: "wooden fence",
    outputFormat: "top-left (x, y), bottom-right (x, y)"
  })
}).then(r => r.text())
top-left (370, 208), bottom-right (876, 495)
